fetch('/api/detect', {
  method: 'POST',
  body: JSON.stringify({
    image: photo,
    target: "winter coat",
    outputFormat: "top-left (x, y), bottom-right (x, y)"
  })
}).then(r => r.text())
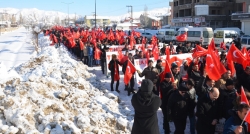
top-left (108, 59), bottom-right (122, 76)
top-left (160, 81), bottom-right (173, 111)
top-left (196, 76), bottom-right (210, 98)
top-left (155, 64), bottom-right (164, 74)
top-left (196, 93), bottom-right (219, 134)
top-left (218, 89), bottom-right (237, 119)
top-left (131, 91), bottom-right (161, 134)
top-left (184, 87), bottom-right (196, 116)
top-left (223, 110), bottom-right (248, 134)
top-left (138, 67), bottom-right (159, 84)
top-left (238, 71), bottom-right (250, 92)
top-left (87, 46), bottom-right (93, 56)
top-left (167, 90), bottom-right (190, 120)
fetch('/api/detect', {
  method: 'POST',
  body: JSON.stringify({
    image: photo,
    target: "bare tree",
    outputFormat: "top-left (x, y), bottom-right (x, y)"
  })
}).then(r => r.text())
top-left (143, 5), bottom-right (149, 28)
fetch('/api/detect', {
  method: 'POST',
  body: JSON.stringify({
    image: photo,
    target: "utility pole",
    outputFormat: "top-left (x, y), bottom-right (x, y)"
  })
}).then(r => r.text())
top-left (95, 0), bottom-right (96, 29)
top-left (62, 2), bottom-right (74, 26)
top-left (126, 5), bottom-right (133, 30)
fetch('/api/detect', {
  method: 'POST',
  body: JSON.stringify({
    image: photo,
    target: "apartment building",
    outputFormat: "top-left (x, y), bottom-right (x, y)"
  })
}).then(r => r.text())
top-left (84, 15), bottom-right (111, 28)
top-left (231, 0), bottom-right (250, 35)
top-left (171, 0), bottom-right (241, 29)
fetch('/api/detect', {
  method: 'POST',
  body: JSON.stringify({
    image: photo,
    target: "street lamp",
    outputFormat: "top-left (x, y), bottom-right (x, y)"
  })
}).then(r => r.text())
top-left (95, 0), bottom-right (96, 29)
top-left (61, 2), bottom-right (74, 26)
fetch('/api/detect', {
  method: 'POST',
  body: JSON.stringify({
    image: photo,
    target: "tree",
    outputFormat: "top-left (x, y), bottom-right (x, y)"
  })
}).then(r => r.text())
top-left (143, 5), bottom-right (149, 28)
top-left (19, 13), bottom-right (23, 24)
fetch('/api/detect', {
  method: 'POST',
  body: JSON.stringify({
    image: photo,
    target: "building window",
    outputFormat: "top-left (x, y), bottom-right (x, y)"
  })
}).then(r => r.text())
top-left (249, 5), bottom-right (250, 13)
top-left (196, 0), bottom-right (199, 2)
top-left (176, 1), bottom-right (179, 6)
top-left (211, 10), bottom-right (216, 15)
top-left (217, 10), bottom-right (221, 15)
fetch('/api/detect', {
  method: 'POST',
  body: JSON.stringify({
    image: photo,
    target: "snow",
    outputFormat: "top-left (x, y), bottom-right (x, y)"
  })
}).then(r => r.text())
top-left (0, 27), bottom-right (193, 133)
top-left (0, 7), bottom-right (171, 23)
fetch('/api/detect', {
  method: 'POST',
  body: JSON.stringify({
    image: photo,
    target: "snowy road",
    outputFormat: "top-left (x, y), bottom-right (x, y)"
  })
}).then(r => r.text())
top-left (0, 27), bottom-right (34, 70)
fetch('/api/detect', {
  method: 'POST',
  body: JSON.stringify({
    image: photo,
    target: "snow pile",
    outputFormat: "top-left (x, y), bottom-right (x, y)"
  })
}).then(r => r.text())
top-left (0, 36), bottom-right (133, 133)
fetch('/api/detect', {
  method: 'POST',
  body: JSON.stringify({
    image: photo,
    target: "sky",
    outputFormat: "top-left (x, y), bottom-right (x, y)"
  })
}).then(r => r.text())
top-left (1, 0), bottom-right (170, 16)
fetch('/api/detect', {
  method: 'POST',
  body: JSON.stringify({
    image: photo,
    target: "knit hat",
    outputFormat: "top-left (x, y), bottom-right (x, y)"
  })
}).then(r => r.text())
top-left (225, 79), bottom-right (234, 86)
top-left (171, 62), bottom-right (178, 69)
top-left (178, 83), bottom-right (189, 91)
top-left (165, 73), bottom-right (172, 78)
top-left (140, 79), bottom-right (154, 93)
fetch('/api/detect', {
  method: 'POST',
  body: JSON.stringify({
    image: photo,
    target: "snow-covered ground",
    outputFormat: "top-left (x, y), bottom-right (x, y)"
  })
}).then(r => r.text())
top-left (0, 27), bottom-right (35, 70)
top-left (0, 29), bottom-right (192, 133)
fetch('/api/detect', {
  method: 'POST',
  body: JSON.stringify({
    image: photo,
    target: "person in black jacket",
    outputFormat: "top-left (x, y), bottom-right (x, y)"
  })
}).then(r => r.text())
top-left (55, 30), bottom-right (61, 48)
top-left (122, 53), bottom-right (136, 96)
top-left (100, 46), bottom-right (109, 74)
top-left (108, 54), bottom-right (122, 92)
top-left (167, 83), bottom-right (190, 134)
top-left (137, 60), bottom-right (159, 95)
top-left (171, 63), bottom-right (181, 87)
top-left (238, 66), bottom-right (250, 92)
top-left (176, 43), bottom-right (184, 54)
top-left (196, 71), bottom-right (215, 98)
top-left (196, 87), bottom-right (220, 134)
top-left (160, 73), bottom-right (174, 134)
top-left (184, 78), bottom-right (196, 134)
top-left (223, 104), bottom-right (249, 134)
top-left (187, 60), bottom-right (201, 89)
top-left (218, 79), bottom-right (238, 120)
top-left (131, 79), bottom-right (161, 134)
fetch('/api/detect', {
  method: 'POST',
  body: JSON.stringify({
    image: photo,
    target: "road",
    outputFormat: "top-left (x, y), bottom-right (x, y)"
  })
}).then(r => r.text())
top-left (0, 27), bottom-right (34, 70)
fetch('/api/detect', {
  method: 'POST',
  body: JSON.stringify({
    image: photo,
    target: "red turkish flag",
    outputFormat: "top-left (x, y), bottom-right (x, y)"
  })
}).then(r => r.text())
top-left (208, 44), bottom-right (227, 76)
top-left (176, 32), bottom-right (187, 42)
top-left (192, 45), bottom-right (208, 58)
top-left (94, 47), bottom-right (101, 60)
top-left (205, 46), bottom-right (226, 81)
top-left (244, 111), bottom-right (250, 124)
top-left (227, 44), bottom-right (247, 69)
top-left (124, 60), bottom-right (136, 85)
top-left (170, 56), bottom-right (182, 67)
top-left (165, 47), bottom-right (170, 62)
top-left (118, 49), bottom-right (124, 62)
top-left (132, 30), bottom-right (141, 37)
top-left (241, 86), bottom-right (249, 105)
top-left (220, 42), bottom-right (226, 50)
top-left (160, 60), bottom-right (175, 82)
top-left (210, 38), bottom-right (216, 50)
top-left (142, 36), bottom-right (146, 45)
top-left (227, 60), bottom-right (236, 77)
top-left (242, 47), bottom-right (249, 59)
top-left (153, 46), bottom-right (160, 61)
top-left (79, 40), bottom-right (84, 50)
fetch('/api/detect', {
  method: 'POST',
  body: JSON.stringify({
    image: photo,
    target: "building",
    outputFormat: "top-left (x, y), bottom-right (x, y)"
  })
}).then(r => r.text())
top-left (84, 15), bottom-right (111, 28)
top-left (121, 17), bottom-right (141, 27)
top-left (139, 15), bottom-right (161, 29)
top-left (172, 0), bottom-right (241, 29)
top-left (231, 0), bottom-right (250, 35)
top-left (116, 22), bottom-right (138, 31)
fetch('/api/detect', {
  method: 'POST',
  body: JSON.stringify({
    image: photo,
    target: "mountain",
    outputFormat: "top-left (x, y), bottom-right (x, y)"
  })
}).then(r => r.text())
top-left (0, 7), bottom-right (170, 24)
top-left (0, 8), bottom-right (82, 25)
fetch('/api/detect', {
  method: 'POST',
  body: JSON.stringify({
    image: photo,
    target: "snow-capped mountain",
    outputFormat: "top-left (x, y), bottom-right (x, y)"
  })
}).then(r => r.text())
top-left (0, 7), bottom-right (170, 24)
top-left (0, 8), bottom-right (81, 24)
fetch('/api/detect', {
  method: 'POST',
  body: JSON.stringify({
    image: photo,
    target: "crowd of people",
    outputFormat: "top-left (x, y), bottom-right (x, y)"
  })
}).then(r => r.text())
top-left (47, 26), bottom-right (250, 134)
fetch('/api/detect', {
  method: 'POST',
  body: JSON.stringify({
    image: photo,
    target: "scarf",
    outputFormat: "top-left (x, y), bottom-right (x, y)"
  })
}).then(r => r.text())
top-left (114, 61), bottom-right (120, 81)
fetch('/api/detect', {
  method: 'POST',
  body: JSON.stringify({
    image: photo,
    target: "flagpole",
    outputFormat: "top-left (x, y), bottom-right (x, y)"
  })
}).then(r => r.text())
top-left (241, 110), bottom-right (250, 126)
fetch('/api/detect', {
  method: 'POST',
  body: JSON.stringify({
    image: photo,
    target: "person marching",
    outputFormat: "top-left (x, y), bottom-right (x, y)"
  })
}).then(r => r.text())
top-left (108, 54), bottom-right (122, 93)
